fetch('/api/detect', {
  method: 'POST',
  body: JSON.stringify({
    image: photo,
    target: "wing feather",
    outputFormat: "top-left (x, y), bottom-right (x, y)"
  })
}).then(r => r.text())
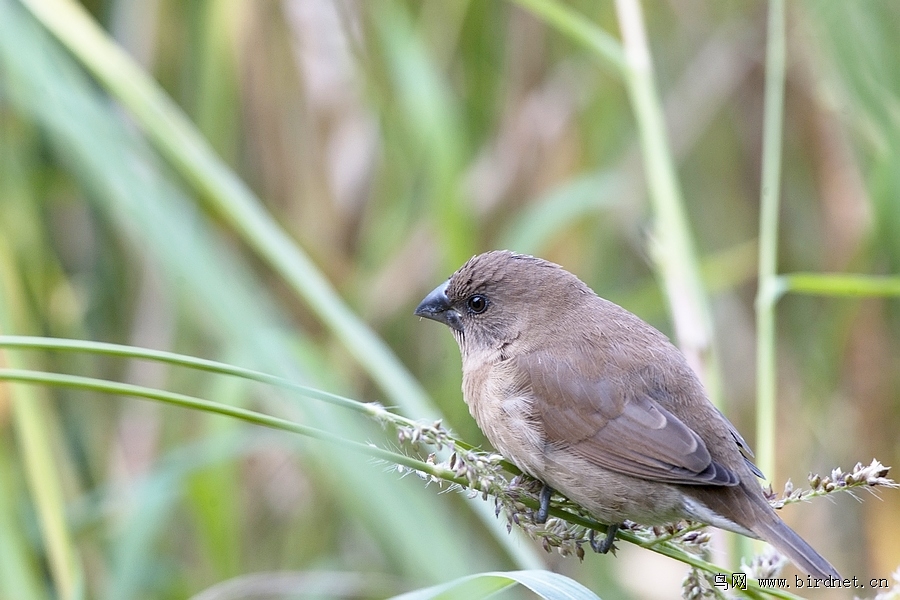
top-left (517, 353), bottom-right (739, 486)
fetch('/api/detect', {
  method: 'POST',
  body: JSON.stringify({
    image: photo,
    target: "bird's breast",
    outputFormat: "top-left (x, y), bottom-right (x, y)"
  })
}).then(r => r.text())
top-left (462, 356), bottom-right (546, 477)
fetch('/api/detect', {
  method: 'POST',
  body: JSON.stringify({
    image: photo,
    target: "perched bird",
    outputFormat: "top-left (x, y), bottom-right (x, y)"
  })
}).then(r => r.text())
top-left (414, 250), bottom-right (839, 579)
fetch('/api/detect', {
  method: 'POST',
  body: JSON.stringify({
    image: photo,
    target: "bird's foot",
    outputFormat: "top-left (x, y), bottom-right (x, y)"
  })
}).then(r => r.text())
top-left (589, 524), bottom-right (619, 555)
top-left (535, 484), bottom-right (553, 524)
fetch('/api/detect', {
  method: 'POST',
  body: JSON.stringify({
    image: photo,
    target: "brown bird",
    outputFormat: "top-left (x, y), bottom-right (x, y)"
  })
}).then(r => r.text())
top-left (414, 250), bottom-right (839, 579)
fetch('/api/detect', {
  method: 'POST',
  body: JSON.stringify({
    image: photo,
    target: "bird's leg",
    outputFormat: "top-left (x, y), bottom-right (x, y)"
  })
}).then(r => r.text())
top-left (589, 524), bottom-right (619, 554)
top-left (535, 484), bottom-right (553, 524)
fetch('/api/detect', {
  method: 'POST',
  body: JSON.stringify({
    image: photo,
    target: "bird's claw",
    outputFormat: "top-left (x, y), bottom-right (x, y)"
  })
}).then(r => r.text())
top-left (589, 524), bottom-right (619, 555)
top-left (535, 484), bottom-right (553, 524)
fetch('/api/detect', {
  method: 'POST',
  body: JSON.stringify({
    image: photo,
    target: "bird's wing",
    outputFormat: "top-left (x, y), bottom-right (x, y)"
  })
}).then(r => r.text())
top-left (516, 353), bottom-right (739, 486)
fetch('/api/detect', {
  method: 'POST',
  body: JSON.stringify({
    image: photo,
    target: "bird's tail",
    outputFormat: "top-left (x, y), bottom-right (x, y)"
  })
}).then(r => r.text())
top-left (694, 482), bottom-right (840, 579)
top-left (750, 506), bottom-right (840, 580)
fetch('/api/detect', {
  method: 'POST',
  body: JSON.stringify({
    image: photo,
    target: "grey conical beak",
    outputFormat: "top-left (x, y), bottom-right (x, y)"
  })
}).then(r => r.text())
top-left (414, 280), bottom-right (463, 332)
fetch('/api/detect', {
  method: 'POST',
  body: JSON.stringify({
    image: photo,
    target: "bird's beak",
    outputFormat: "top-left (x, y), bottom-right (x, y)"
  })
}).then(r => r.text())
top-left (414, 280), bottom-right (463, 332)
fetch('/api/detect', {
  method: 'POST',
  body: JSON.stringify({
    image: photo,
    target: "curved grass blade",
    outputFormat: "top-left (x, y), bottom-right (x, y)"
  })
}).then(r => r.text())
top-left (0, 368), bottom-right (457, 481)
top-left (0, 335), bottom-right (483, 454)
top-left (389, 570), bottom-right (602, 600)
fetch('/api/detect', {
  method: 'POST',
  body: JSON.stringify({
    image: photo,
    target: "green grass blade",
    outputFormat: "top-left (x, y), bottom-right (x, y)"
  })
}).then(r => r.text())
top-left (778, 273), bottom-right (900, 298)
top-left (0, 335), bottom-right (384, 417)
top-left (510, 0), bottom-right (625, 74)
top-left (500, 172), bottom-right (620, 254)
top-left (0, 368), bottom-right (449, 477)
top-left (0, 436), bottom-right (49, 600)
top-left (613, 0), bottom-right (723, 405)
top-left (0, 335), bottom-right (484, 454)
top-left (390, 569), bottom-right (602, 600)
top-left (755, 0), bottom-right (787, 487)
top-left (0, 247), bottom-right (84, 599)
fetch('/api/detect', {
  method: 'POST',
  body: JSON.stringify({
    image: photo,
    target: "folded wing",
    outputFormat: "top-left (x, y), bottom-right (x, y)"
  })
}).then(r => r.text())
top-left (516, 353), bottom-right (739, 486)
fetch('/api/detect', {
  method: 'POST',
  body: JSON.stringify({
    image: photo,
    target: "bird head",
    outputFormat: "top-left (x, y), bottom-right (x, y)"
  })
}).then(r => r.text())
top-left (414, 250), bottom-right (591, 354)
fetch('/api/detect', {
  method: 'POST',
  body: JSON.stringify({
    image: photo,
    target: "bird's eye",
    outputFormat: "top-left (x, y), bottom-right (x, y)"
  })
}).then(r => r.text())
top-left (466, 294), bottom-right (488, 314)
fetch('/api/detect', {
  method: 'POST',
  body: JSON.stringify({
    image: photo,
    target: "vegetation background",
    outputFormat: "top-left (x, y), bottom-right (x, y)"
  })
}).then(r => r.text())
top-left (1, 0), bottom-right (899, 598)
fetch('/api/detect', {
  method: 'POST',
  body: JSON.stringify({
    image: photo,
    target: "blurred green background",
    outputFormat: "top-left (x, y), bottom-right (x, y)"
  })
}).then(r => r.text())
top-left (1, 0), bottom-right (899, 598)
